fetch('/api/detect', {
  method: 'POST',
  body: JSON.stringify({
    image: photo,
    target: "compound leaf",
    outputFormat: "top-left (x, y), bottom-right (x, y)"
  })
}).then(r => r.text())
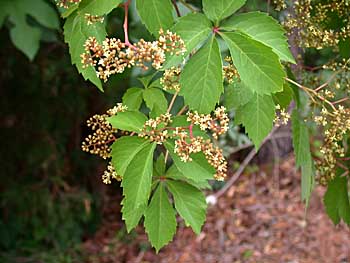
top-left (143, 88), bottom-right (168, 117)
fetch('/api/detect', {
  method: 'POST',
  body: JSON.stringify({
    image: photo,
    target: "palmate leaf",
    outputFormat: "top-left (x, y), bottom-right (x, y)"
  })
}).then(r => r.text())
top-left (107, 111), bottom-right (148, 132)
top-left (164, 13), bottom-right (212, 68)
top-left (167, 180), bottom-right (207, 234)
top-left (136, 0), bottom-right (174, 36)
top-left (0, 0), bottom-right (59, 60)
top-left (324, 176), bottom-right (350, 226)
top-left (180, 36), bottom-right (223, 113)
top-left (221, 32), bottom-right (285, 95)
top-left (235, 93), bottom-right (275, 149)
top-left (164, 141), bottom-right (215, 182)
top-left (144, 183), bottom-right (177, 252)
top-left (221, 12), bottom-right (295, 63)
top-left (202, 0), bottom-right (246, 24)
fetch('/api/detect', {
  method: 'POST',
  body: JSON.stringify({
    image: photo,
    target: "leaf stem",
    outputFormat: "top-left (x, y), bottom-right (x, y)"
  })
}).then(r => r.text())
top-left (123, 0), bottom-right (135, 48)
top-left (167, 91), bottom-right (179, 114)
top-left (172, 0), bottom-right (181, 17)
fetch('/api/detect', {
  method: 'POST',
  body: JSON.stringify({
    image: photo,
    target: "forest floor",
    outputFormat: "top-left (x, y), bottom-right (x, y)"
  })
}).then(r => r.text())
top-left (82, 155), bottom-right (350, 263)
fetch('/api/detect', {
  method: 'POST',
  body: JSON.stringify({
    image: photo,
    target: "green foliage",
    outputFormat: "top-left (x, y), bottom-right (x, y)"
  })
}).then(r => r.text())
top-left (144, 183), bottom-right (177, 252)
top-left (235, 93), bottom-right (275, 149)
top-left (180, 36), bottom-right (223, 113)
top-left (221, 32), bottom-right (286, 94)
top-left (324, 176), bottom-right (350, 225)
top-left (164, 141), bottom-right (215, 182)
top-left (122, 87), bottom-right (144, 110)
top-left (143, 87), bottom-right (168, 117)
top-left (203, 0), bottom-right (246, 24)
top-left (164, 13), bottom-right (212, 68)
top-left (167, 180), bottom-right (207, 234)
top-left (224, 82), bottom-right (254, 110)
top-left (136, 0), bottom-right (174, 36)
top-left (63, 0), bottom-right (123, 90)
top-left (0, 0), bottom-right (59, 60)
top-left (291, 110), bottom-right (314, 205)
top-left (108, 111), bottom-right (148, 132)
top-left (221, 11), bottom-right (295, 63)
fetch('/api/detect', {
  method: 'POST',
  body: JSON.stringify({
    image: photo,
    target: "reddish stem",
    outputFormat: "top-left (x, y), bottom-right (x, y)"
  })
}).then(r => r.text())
top-left (172, 0), bottom-right (181, 17)
top-left (213, 26), bottom-right (220, 34)
top-left (189, 124), bottom-right (193, 138)
top-left (123, 0), bottom-right (136, 49)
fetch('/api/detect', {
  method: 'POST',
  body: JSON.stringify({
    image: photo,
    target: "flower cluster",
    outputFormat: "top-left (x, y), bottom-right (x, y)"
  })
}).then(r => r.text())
top-left (102, 162), bottom-right (122, 184)
top-left (223, 56), bottom-right (239, 84)
top-left (81, 30), bottom-right (186, 82)
top-left (273, 0), bottom-right (287, 11)
top-left (81, 103), bottom-right (127, 159)
top-left (284, 0), bottom-right (350, 49)
top-left (314, 106), bottom-right (350, 185)
top-left (174, 133), bottom-right (227, 181)
top-left (273, 105), bottom-right (290, 127)
top-left (56, 0), bottom-right (81, 8)
top-left (187, 106), bottom-right (229, 139)
top-left (85, 14), bottom-right (104, 25)
top-left (138, 113), bottom-right (173, 144)
top-left (160, 67), bottom-right (181, 92)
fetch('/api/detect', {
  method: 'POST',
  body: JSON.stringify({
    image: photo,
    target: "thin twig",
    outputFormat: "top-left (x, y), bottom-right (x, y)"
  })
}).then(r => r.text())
top-left (179, 0), bottom-right (196, 12)
top-left (172, 0), bottom-right (181, 17)
top-left (177, 105), bottom-right (188, 116)
top-left (167, 91), bottom-right (179, 113)
top-left (332, 97), bottom-right (349, 105)
top-left (123, 0), bottom-right (134, 48)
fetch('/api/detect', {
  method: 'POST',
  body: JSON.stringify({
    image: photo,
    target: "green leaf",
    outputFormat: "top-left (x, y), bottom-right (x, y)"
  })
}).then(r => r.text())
top-left (163, 13), bottom-right (212, 68)
top-left (136, 0), bottom-right (174, 36)
top-left (221, 12), bottom-right (295, 63)
top-left (143, 88), bottom-right (168, 117)
top-left (167, 180), bottom-right (207, 234)
top-left (1, 0), bottom-right (59, 60)
top-left (79, 0), bottom-right (122, 16)
top-left (166, 165), bottom-right (211, 190)
top-left (339, 38), bottom-right (350, 59)
top-left (64, 11), bottom-right (106, 90)
top-left (291, 110), bottom-right (311, 168)
top-left (223, 82), bottom-right (254, 110)
top-left (164, 141), bottom-right (215, 182)
top-left (300, 156), bottom-right (314, 206)
top-left (324, 176), bottom-right (350, 226)
top-left (180, 36), bottom-right (223, 113)
top-left (221, 32), bottom-right (286, 94)
top-left (291, 110), bottom-right (314, 204)
top-left (235, 93), bottom-right (275, 149)
top-left (122, 87), bottom-right (144, 110)
top-left (111, 136), bottom-right (150, 176)
top-left (144, 183), bottom-right (177, 252)
top-left (154, 154), bottom-right (166, 176)
top-left (122, 142), bottom-right (156, 230)
top-left (203, 0), bottom-right (246, 24)
top-left (107, 111), bottom-right (147, 132)
top-left (121, 199), bottom-right (146, 232)
top-left (9, 15), bottom-right (41, 61)
top-left (272, 83), bottom-right (293, 109)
